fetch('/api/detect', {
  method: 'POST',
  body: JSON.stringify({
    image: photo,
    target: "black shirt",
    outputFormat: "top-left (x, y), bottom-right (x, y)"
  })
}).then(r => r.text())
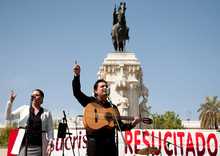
top-left (72, 76), bottom-right (133, 138)
top-left (23, 107), bottom-right (44, 146)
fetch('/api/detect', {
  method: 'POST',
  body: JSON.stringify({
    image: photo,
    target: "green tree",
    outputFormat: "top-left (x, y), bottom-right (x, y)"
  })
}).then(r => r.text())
top-left (152, 111), bottom-right (183, 129)
top-left (197, 96), bottom-right (220, 129)
top-left (0, 126), bottom-right (12, 147)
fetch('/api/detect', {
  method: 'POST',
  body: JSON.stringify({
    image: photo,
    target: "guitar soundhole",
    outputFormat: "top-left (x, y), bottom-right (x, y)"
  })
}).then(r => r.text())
top-left (94, 109), bottom-right (98, 123)
top-left (105, 112), bottom-right (113, 122)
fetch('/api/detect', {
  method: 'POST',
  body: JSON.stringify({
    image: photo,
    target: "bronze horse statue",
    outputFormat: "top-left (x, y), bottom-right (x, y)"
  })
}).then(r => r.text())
top-left (111, 2), bottom-right (129, 52)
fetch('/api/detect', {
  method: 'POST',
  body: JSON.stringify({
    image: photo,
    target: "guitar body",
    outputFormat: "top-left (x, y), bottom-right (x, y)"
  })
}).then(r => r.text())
top-left (83, 102), bottom-right (153, 130)
top-left (83, 102), bottom-right (119, 130)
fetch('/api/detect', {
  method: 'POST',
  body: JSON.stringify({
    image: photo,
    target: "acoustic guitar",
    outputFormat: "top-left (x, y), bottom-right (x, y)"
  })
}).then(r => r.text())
top-left (83, 102), bottom-right (153, 130)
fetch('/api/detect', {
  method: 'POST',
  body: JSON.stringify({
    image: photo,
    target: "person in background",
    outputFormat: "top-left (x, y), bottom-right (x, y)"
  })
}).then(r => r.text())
top-left (6, 89), bottom-right (54, 156)
top-left (72, 64), bottom-right (141, 156)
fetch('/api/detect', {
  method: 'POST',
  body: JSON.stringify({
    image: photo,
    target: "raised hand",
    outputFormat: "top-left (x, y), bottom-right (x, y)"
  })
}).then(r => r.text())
top-left (9, 90), bottom-right (16, 103)
top-left (73, 64), bottom-right (81, 76)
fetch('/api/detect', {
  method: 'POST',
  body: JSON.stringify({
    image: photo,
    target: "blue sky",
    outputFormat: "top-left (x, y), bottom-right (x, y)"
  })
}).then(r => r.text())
top-left (0, 0), bottom-right (220, 124)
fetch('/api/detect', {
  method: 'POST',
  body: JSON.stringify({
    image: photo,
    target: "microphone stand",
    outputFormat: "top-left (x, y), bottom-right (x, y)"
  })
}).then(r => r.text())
top-left (61, 112), bottom-right (67, 156)
top-left (58, 111), bottom-right (75, 156)
top-left (106, 96), bottom-right (127, 150)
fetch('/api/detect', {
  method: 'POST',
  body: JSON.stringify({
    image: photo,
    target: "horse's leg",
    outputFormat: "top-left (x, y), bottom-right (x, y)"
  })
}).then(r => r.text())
top-left (119, 41), bottom-right (123, 52)
top-left (116, 35), bottom-right (119, 52)
top-left (123, 40), bottom-right (125, 52)
top-left (112, 26), bottom-right (118, 51)
top-left (113, 40), bottom-right (117, 51)
top-left (121, 42), bottom-right (124, 52)
top-left (118, 41), bottom-right (120, 51)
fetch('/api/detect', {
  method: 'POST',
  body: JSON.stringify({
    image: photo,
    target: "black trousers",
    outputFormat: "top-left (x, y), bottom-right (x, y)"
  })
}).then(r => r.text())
top-left (87, 137), bottom-right (118, 156)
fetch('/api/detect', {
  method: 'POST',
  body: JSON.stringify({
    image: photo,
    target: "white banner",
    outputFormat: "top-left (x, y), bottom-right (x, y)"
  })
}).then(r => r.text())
top-left (50, 129), bottom-right (220, 156)
top-left (51, 129), bottom-right (87, 156)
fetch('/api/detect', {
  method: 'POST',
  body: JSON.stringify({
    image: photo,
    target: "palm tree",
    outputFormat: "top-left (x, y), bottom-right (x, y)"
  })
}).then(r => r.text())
top-left (197, 96), bottom-right (220, 129)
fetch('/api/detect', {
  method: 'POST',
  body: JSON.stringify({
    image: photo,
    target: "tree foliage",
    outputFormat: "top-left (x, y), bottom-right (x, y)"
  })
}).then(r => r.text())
top-left (197, 96), bottom-right (220, 129)
top-left (152, 111), bottom-right (183, 129)
top-left (0, 126), bottom-right (12, 147)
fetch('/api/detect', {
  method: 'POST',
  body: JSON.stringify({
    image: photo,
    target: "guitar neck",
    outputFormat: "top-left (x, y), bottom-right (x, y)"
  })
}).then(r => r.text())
top-left (119, 116), bottom-right (135, 121)
top-left (119, 116), bottom-right (153, 124)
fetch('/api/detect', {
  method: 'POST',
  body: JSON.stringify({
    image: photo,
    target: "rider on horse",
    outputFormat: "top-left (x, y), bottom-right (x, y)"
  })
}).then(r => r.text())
top-left (111, 2), bottom-right (129, 52)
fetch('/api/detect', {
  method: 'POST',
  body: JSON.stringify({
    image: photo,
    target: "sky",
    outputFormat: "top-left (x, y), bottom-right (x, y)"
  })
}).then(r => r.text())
top-left (0, 0), bottom-right (220, 124)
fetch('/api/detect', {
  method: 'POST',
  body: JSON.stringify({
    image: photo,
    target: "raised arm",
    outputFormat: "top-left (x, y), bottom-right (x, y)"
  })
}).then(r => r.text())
top-left (72, 64), bottom-right (81, 97)
top-left (72, 64), bottom-right (92, 107)
top-left (5, 90), bottom-right (17, 121)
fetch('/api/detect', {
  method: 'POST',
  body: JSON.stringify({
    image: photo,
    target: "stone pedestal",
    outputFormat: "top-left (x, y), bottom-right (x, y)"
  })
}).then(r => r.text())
top-left (97, 52), bottom-right (150, 128)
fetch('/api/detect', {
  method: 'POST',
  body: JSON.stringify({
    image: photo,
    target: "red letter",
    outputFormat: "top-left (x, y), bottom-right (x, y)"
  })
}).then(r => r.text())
top-left (78, 131), bottom-right (82, 148)
top-left (195, 132), bottom-right (205, 156)
top-left (207, 133), bottom-right (218, 156)
top-left (153, 130), bottom-right (162, 152)
top-left (177, 132), bottom-right (185, 155)
top-left (65, 137), bottom-right (71, 150)
top-left (142, 130), bottom-right (150, 147)
top-left (124, 130), bottom-right (133, 154)
top-left (55, 138), bottom-right (63, 151)
top-left (173, 132), bottom-right (177, 156)
top-left (72, 136), bottom-right (78, 149)
top-left (134, 129), bottom-right (141, 153)
top-left (82, 135), bottom-right (87, 148)
top-left (186, 132), bottom-right (195, 156)
top-left (151, 130), bottom-right (155, 147)
top-left (164, 131), bottom-right (173, 155)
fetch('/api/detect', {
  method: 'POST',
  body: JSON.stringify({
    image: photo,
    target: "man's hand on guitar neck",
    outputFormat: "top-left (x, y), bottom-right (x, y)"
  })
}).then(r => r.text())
top-left (131, 116), bottom-right (142, 127)
top-left (73, 64), bottom-right (81, 76)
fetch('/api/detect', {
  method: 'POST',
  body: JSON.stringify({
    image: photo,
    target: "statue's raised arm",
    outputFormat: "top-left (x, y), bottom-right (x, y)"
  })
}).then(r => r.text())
top-left (112, 5), bottom-right (118, 25)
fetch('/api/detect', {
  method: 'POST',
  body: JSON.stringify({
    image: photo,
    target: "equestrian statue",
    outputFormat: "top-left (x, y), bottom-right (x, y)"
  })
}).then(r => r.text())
top-left (111, 2), bottom-right (129, 52)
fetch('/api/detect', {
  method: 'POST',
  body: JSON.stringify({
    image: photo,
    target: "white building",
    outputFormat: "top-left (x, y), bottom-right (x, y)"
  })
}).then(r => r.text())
top-left (182, 120), bottom-right (200, 129)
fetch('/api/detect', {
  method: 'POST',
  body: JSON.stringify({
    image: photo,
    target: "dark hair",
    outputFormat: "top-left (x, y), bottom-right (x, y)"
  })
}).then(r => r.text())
top-left (34, 89), bottom-right (44, 97)
top-left (34, 88), bottom-right (44, 103)
top-left (93, 79), bottom-right (108, 96)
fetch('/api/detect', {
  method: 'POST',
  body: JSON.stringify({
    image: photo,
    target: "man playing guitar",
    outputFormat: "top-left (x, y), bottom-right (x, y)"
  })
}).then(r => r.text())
top-left (72, 63), bottom-right (141, 156)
